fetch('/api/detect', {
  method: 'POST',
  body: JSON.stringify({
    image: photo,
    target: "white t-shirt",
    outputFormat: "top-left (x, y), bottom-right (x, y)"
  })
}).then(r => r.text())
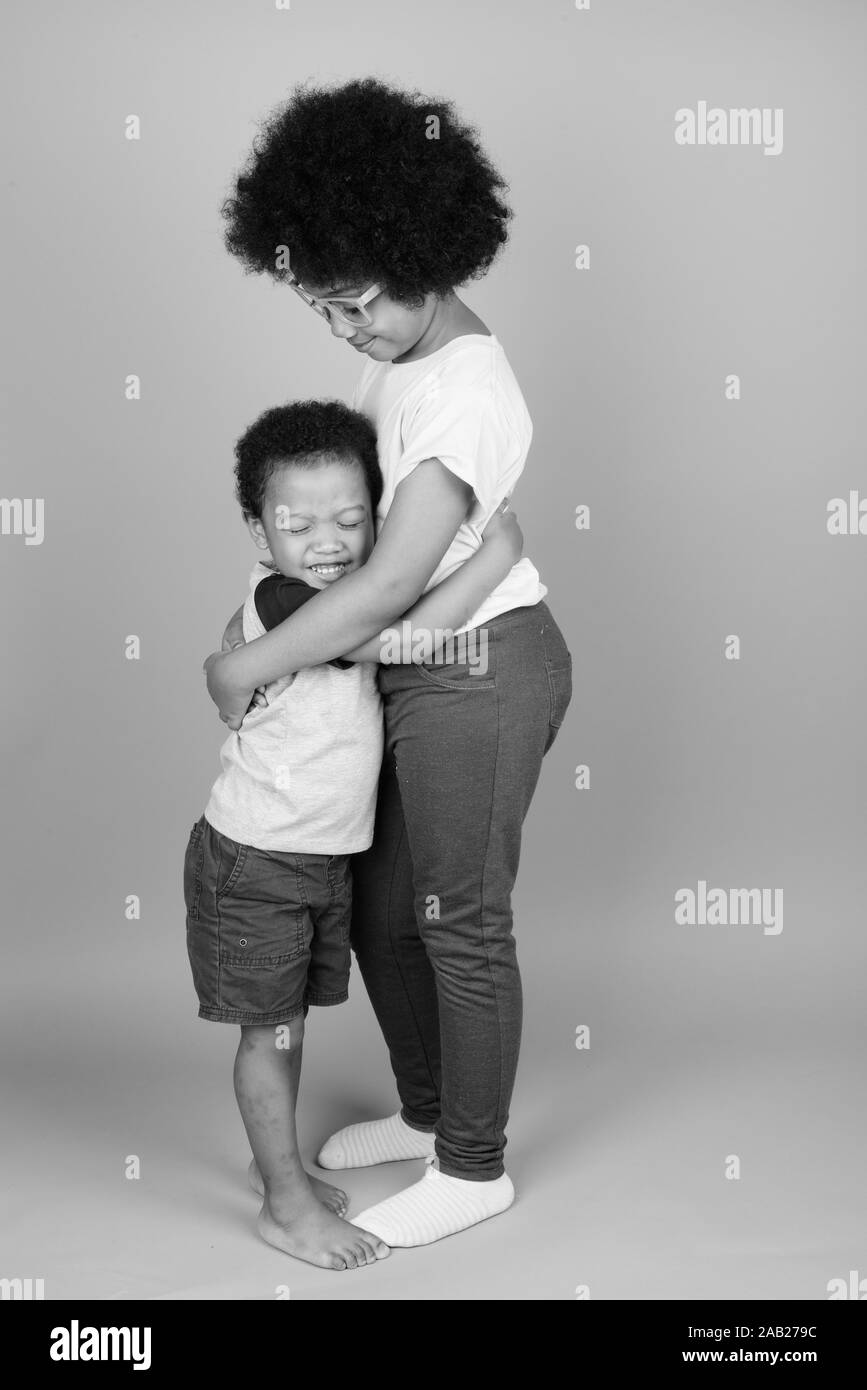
top-left (204, 562), bottom-right (384, 853)
top-left (352, 333), bottom-right (547, 634)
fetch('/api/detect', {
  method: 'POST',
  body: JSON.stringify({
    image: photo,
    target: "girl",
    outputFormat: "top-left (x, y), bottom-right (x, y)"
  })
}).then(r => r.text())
top-left (207, 76), bottom-right (573, 1247)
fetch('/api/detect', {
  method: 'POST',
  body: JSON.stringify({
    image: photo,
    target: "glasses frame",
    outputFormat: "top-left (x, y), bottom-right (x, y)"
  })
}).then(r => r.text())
top-left (284, 269), bottom-right (382, 328)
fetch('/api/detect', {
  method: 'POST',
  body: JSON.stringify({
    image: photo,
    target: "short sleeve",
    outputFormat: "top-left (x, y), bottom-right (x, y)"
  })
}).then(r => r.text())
top-left (254, 575), bottom-right (352, 668)
top-left (254, 574), bottom-right (316, 630)
top-left (396, 385), bottom-right (513, 521)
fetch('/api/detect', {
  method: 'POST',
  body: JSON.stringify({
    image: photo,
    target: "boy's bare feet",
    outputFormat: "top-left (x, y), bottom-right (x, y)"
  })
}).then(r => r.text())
top-left (257, 1184), bottom-right (391, 1270)
top-left (247, 1158), bottom-right (347, 1216)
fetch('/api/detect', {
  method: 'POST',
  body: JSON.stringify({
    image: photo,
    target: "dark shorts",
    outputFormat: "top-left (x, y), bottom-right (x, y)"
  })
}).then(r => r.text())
top-left (183, 815), bottom-right (353, 1025)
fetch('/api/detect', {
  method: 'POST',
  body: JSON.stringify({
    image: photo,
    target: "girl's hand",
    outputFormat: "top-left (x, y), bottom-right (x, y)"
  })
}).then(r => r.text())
top-left (203, 651), bottom-right (255, 731)
top-left (481, 499), bottom-right (523, 564)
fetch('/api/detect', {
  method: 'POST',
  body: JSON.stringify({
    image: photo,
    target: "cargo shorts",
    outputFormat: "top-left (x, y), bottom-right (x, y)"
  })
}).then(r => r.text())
top-left (183, 815), bottom-right (353, 1025)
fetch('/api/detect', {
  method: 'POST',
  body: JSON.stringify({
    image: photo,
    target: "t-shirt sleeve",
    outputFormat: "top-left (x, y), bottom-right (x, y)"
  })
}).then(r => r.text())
top-left (396, 385), bottom-right (513, 521)
top-left (254, 574), bottom-right (353, 669)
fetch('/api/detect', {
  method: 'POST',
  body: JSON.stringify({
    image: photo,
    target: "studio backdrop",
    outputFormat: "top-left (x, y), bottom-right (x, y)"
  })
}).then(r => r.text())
top-left (1, 0), bottom-right (864, 1301)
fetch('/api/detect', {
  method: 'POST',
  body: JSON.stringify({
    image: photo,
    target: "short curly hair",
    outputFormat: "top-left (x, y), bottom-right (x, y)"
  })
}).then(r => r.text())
top-left (222, 76), bottom-right (512, 302)
top-left (234, 399), bottom-right (382, 520)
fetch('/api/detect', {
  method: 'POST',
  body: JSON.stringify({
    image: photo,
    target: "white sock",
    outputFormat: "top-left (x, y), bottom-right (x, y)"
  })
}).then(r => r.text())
top-left (352, 1156), bottom-right (515, 1246)
top-left (316, 1111), bottom-right (437, 1170)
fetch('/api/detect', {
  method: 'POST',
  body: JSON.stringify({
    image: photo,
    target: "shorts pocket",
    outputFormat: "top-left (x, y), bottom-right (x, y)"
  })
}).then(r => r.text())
top-left (329, 861), bottom-right (354, 945)
top-left (183, 818), bottom-right (205, 922)
top-left (217, 892), bottom-right (310, 1017)
top-left (212, 833), bottom-right (248, 901)
top-left (214, 846), bottom-right (310, 1019)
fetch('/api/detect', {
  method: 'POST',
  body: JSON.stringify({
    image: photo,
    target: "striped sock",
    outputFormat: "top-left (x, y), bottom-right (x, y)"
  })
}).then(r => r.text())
top-left (352, 1157), bottom-right (515, 1246)
top-left (316, 1111), bottom-right (437, 1170)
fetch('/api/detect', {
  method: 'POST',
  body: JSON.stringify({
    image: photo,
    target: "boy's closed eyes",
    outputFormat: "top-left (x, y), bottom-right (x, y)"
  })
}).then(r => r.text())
top-left (246, 456), bottom-right (375, 590)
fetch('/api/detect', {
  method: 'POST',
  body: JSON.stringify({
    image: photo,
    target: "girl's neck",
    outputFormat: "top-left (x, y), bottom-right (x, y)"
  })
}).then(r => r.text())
top-left (394, 293), bottom-right (491, 364)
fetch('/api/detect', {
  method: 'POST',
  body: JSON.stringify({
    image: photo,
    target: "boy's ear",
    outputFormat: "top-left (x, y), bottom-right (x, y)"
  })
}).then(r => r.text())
top-left (244, 512), bottom-right (270, 550)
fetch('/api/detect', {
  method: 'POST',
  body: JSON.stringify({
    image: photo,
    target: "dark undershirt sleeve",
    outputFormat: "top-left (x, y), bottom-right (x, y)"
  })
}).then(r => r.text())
top-left (253, 574), bottom-right (353, 669)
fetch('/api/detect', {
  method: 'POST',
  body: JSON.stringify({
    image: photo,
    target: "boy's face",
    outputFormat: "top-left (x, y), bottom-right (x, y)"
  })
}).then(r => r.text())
top-left (299, 280), bottom-right (434, 363)
top-left (246, 455), bottom-right (374, 589)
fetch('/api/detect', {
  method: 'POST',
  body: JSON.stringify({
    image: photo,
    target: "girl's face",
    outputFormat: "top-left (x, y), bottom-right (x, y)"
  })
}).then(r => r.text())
top-left (246, 457), bottom-right (375, 589)
top-left (298, 280), bottom-right (437, 363)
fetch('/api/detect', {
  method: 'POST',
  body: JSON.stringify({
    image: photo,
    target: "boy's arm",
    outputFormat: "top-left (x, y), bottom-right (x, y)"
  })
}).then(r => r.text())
top-left (342, 504), bottom-right (522, 664)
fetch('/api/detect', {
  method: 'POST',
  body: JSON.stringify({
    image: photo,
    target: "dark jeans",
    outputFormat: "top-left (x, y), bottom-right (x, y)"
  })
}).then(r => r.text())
top-left (349, 600), bottom-right (572, 1180)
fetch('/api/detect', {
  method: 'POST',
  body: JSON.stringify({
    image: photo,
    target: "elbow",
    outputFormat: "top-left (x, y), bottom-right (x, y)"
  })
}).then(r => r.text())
top-left (365, 566), bottom-right (425, 623)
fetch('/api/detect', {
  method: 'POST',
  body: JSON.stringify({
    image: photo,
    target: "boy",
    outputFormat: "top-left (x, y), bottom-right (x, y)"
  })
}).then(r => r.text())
top-left (186, 399), bottom-right (521, 1269)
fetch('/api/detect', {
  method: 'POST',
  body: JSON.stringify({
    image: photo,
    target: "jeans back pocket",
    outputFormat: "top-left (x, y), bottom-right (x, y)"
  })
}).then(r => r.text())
top-left (545, 656), bottom-right (573, 736)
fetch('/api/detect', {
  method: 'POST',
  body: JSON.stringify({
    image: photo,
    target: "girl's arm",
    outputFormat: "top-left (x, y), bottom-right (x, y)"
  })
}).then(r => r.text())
top-left (205, 459), bottom-right (473, 726)
top-left (342, 505), bottom-right (522, 664)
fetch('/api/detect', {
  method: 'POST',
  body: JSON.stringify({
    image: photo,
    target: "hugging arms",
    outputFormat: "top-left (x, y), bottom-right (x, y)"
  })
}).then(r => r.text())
top-left (206, 458), bottom-right (523, 726)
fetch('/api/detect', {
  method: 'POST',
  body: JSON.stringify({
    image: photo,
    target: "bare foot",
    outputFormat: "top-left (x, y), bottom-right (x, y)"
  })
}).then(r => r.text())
top-left (248, 1158), bottom-right (347, 1216)
top-left (257, 1186), bottom-right (391, 1271)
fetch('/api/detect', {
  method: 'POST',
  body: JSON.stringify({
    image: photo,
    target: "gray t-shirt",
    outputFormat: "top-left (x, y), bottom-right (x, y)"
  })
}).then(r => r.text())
top-left (204, 561), bottom-right (384, 853)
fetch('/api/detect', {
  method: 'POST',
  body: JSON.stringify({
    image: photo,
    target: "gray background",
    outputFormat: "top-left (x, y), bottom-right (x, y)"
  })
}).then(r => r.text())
top-left (1, 0), bottom-right (864, 1300)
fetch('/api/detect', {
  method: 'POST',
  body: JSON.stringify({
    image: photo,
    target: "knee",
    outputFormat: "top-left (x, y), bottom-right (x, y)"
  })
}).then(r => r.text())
top-left (423, 907), bottom-right (518, 977)
top-left (276, 1016), bottom-right (305, 1052)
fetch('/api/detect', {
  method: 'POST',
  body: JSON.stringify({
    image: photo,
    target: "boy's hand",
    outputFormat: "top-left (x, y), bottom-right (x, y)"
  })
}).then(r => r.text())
top-left (222, 605), bottom-right (246, 653)
top-left (481, 499), bottom-right (523, 564)
top-left (222, 606), bottom-right (245, 653)
top-left (219, 608), bottom-right (262, 714)
top-left (220, 605), bottom-right (293, 711)
top-left (251, 673), bottom-right (295, 709)
top-left (203, 651), bottom-right (255, 731)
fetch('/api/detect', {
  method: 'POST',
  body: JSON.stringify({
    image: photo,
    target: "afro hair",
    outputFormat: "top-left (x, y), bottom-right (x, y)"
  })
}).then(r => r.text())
top-left (234, 399), bottom-right (382, 520)
top-left (222, 76), bottom-right (513, 302)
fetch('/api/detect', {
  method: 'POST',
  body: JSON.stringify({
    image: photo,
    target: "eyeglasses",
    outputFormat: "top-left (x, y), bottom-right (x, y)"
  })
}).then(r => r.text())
top-left (283, 269), bottom-right (382, 328)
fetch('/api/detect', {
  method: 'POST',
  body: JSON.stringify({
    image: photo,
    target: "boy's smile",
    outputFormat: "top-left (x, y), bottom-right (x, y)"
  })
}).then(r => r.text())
top-left (246, 455), bottom-right (375, 589)
top-left (308, 561), bottom-right (350, 578)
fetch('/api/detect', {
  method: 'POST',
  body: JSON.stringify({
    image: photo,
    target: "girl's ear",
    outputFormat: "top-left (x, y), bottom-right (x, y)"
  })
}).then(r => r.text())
top-left (244, 512), bottom-right (270, 550)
